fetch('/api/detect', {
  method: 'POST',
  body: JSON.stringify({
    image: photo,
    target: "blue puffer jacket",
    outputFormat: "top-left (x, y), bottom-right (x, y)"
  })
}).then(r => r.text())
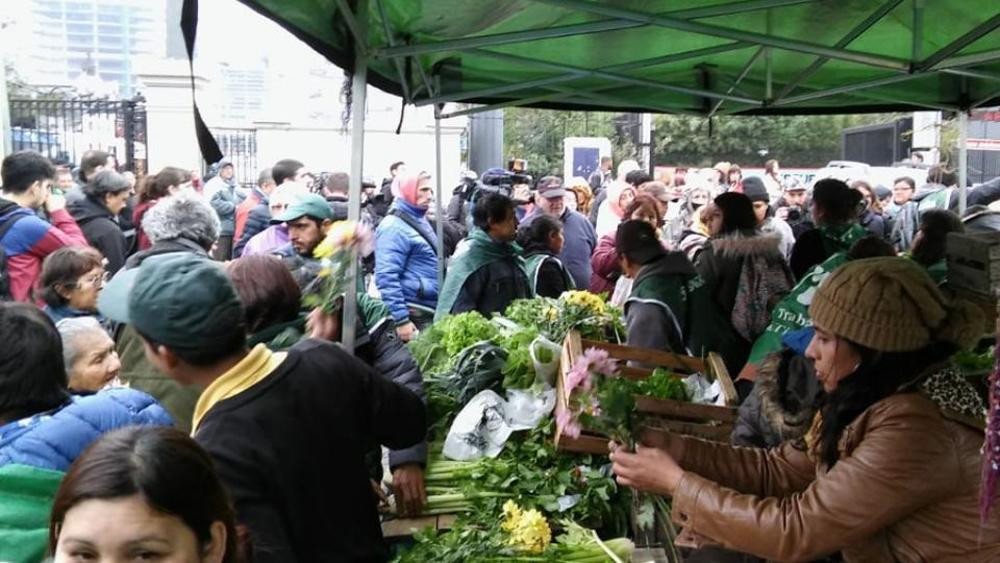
top-left (0, 388), bottom-right (174, 472)
top-left (375, 199), bottom-right (439, 323)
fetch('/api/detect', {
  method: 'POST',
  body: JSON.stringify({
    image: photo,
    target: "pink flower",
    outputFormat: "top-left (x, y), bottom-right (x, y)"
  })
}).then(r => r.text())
top-left (565, 363), bottom-right (590, 394)
top-left (584, 348), bottom-right (618, 377)
top-left (556, 408), bottom-right (581, 439)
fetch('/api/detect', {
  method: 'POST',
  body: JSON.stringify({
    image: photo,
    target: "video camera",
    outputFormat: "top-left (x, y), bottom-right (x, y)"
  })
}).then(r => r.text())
top-left (478, 159), bottom-right (534, 204)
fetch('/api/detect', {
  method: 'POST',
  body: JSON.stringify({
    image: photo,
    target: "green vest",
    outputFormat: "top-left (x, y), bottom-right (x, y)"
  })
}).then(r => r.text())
top-left (524, 253), bottom-right (575, 295)
top-left (0, 464), bottom-right (63, 562)
top-left (435, 228), bottom-right (528, 322)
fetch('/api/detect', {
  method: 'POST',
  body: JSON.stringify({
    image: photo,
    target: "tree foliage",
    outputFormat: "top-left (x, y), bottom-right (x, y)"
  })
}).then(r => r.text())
top-left (503, 107), bottom-right (903, 173)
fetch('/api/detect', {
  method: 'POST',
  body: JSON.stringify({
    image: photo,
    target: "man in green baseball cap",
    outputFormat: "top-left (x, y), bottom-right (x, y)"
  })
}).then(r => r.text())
top-left (97, 251), bottom-right (426, 560)
top-left (271, 192), bottom-right (334, 259)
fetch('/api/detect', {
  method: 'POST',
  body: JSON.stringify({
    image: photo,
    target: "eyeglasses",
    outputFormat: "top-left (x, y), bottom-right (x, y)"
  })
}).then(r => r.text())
top-left (73, 271), bottom-right (108, 288)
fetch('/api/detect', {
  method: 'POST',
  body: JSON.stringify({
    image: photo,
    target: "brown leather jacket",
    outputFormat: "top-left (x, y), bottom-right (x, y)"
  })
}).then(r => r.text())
top-left (671, 392), bottom-right (1000, 562)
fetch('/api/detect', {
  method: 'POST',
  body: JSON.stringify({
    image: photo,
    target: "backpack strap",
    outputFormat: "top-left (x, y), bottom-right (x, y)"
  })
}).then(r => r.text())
top-left (387, 208), bottom-right (439, 257)
top-left (0, 212), bottom-right (27, 243)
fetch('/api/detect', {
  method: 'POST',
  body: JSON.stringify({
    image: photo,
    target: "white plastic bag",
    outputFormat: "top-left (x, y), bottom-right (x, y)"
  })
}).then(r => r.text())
top-left (443, 388), bottom-right (557, 461)
top-left (530, 336), bottom-right (562, 386)
top-left (506, 387), bottom-right (556, 429)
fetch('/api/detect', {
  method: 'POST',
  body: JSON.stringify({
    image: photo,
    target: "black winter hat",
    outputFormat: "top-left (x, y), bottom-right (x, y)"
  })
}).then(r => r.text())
top-left (742, 176), bottom-right (769, 203)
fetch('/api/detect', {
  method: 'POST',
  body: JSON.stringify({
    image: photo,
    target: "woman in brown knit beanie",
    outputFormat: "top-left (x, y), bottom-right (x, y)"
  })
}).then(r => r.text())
top-left (609, 257), bottom-right (999, 561)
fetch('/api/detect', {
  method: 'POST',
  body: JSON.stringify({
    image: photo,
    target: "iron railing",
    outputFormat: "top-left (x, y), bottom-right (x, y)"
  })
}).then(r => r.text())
top-left (9, 96), bottom-right (148, 175)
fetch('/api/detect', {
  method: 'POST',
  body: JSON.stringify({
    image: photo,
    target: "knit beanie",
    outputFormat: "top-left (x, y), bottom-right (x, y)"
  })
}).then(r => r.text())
top-left (741, 176), bottom-right (769, 203)
top-left (810, 257), bottom-right (983, 352)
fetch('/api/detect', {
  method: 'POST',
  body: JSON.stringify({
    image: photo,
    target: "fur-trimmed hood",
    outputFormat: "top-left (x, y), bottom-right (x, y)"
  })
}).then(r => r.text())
top-left (710, 230), bottom-right (784, 260)
top-left (753, 349), bottom-right (821, 446)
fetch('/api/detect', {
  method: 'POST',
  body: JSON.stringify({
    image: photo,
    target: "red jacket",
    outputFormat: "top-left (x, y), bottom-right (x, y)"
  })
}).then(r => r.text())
top-left (133, 199), bottom-right (158, 251)
top-left (0, 201), bottom-right (88, 303)
top-left (234, 189), bottom-right (265, 243)
top-left (589, 233), bottom-right (620, 295)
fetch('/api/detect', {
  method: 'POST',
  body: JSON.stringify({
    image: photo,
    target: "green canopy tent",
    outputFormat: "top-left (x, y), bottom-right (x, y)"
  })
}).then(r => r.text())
top-left (221, 0), bottom-right (1000, 345)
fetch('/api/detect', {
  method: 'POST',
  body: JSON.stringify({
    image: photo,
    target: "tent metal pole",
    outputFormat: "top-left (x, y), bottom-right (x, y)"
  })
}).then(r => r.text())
top-left (911, 0), bottom-right (923, 62)
top-left (372, 0), bottom-right (816, 59)
top-left (775, 0), bottom-right (903, 101)
top-left (972, 86), bottom-right (1000, 109)
top-left (918, 13), bottom-right (1000, 71)
top-left (527, 0), bottom-right (910, 70)
top-left (943, 68), bottom-right (1000, 83)
top-left (333, 0), bottom-right (368, 56)
top-left (415, 73), bottom-right (589, 106)
top-left (343, 0), bottom-right (368, 353)
top-left (772, 73), bottom-right (921, 106)
top-left (958, 110), bottom-right (968, 215)
top-left (439, 94), bottom-right (565, 119)
top-left (710, 47), bottom-right (765, 116)
top-left (929, 49), bottom-right (1000, 71)
top-left (765, 9), bottom-right (773, 101)
top-left (373, 0), bottom-right (410, 102)
top-left (434, 108), bottom-right (445, 290)
top-left (446, 48), bottom-right (759, 106)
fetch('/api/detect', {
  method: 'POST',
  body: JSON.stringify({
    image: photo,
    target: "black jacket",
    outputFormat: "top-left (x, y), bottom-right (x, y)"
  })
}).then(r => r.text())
top-left (234, 202), bottom-right (271, 257)
top-left (195, 339), bottom-right (426, 562)
top-left (525, 249), bottom-right (573, 298)
top-left (452, 256), bottom-right (531, 319)
top-left (68, 196), bottom-right (128, 275)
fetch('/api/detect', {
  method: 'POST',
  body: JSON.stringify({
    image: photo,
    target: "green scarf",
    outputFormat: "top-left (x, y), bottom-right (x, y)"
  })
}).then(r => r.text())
top-left (0, 464), bottom-right (64, 562)
top-left (818, 222), bottom-right (868, 257)
top-left (435, 228), bottom-right (527, 321)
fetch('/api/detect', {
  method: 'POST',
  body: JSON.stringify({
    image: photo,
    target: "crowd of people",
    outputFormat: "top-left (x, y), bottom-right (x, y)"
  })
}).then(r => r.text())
top-left (1, 147), bottom-right (999, 561)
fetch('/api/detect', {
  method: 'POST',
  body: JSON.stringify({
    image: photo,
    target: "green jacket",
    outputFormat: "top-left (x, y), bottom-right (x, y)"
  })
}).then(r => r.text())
top-left (0, 464), bottom-right (64, 562)
top-left (116, 323), bottom-right (201, 433)
top-left (435, 228), bottom-right (529, 322)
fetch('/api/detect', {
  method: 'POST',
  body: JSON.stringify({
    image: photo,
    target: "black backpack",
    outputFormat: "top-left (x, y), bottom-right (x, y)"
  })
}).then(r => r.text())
top-left (0, 213), bottom-right (27, 301)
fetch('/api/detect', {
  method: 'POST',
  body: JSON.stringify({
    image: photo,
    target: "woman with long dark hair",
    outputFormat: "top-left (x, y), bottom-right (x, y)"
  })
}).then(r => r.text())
top-left (609, 257), bottom-right (998, 561)
top-left (49, 426), bottom-right (247, 562)
top-left (695, 192), bottom-right (793, 373)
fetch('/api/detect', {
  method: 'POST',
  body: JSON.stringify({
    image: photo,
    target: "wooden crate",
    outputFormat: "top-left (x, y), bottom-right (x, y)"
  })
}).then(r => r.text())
top-left (947, 231), bottom-right (1000, 296)
top-left (554, 331), bottom-right (739, 454)
top-left (382, 514), bottom-right (458, 538)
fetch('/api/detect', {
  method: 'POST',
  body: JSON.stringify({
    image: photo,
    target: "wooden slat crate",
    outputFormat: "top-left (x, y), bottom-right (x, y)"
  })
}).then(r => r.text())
top-left (947, 231), bottom-right (1000, 296)
top-left (554, 331), bottom-right (738, 454)
top-left (382, 514), bottom-right (458, 538)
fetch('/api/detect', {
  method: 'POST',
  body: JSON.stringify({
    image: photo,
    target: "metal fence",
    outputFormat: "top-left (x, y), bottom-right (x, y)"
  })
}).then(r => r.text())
top-left (9, 96), bottom-right (148, 175)
top-left (212, 128), bottom-right (259, 189)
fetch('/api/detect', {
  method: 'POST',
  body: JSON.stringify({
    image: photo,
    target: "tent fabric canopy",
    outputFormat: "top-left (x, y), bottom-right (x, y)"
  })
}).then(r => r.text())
top-left (238, 0), bottom-right (1000, 116)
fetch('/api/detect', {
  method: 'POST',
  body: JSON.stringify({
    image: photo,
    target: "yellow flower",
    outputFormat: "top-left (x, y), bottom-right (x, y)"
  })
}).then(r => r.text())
top-left (508, 508), bottom-right (551, 554)
top-left (500, 501), bottom-right (551, 554)
top-left (314, 220), bottom-right (358, 259)
top-left (545, 306), bottom-right (559, 322)
top-left (562, 290), bottom-right (605, 315)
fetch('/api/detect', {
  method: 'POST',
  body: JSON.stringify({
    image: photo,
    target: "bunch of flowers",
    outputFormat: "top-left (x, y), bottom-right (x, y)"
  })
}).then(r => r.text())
top-left (557, 348), bottom-right (638, 448)
top-left (561, 290), bottom-right (606, 316)
top-left (503, 292), bottom-right (624, 344)
top-left (501, 500), bottom-right (552, 554)
top-left (302, 220), bottom-right (375, 313)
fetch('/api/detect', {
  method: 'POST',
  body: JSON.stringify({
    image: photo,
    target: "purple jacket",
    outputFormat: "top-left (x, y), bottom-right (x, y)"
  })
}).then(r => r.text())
top-left (242, 224), bottom-right (290, 256)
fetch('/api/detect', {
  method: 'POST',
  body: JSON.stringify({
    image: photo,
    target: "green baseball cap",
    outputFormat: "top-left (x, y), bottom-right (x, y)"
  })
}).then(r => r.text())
top-left (271, 193), bottom-right (334, 223)
top-left (97, 253), bottom-right (245, 351)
